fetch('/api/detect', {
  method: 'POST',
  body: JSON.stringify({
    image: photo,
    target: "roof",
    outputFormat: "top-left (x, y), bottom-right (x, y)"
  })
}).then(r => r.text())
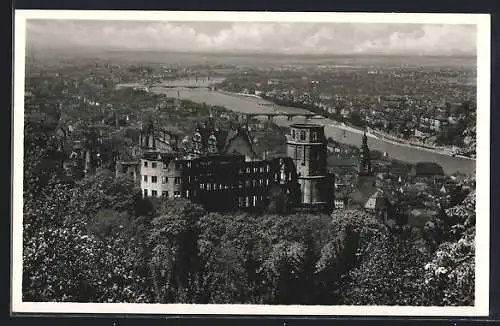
top-left (335, 187), bottom-right (353, 199)
top-left (141, 151), bottom-right (178, 164)
top-left (329, 157), bottom-right (357, 167)
top-left (290, 123), bottom-right (324, 129)
top-left (193, 124), bottom-right (234, 153)
top-left (350, 180), bottom-right (377, 206)
top-left (411, 162), bottom-right (445, 176)
top-left (222, 127), bottom-right (260, 159)
top-left (364, 190), bottom-right (388, 210)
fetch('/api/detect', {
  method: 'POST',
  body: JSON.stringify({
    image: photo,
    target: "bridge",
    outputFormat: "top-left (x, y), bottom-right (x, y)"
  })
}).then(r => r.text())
top-left (240, 112), bottom-right (326, 121)
top-left (148, 84), bottom-right (215, 91)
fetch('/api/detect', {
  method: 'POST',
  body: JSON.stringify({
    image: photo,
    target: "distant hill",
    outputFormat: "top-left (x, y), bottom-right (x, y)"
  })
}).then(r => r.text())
top-left (26, 45), bottom-right (476, 68)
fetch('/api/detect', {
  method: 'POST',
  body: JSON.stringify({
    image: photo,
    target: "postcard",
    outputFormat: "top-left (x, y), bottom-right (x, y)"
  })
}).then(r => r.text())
top-left (12, 10), bottom-right (491, 317)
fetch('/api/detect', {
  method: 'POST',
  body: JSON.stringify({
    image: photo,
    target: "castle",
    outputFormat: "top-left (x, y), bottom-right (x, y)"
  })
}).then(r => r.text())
top-left (116, 120), bottom-right (335, 213)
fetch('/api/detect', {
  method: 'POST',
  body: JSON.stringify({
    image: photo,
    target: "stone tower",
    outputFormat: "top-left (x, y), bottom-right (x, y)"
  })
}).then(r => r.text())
top-left (358, 131), bottom-right (373, 177)
top-left (286, 123), bottom-right (332, 211)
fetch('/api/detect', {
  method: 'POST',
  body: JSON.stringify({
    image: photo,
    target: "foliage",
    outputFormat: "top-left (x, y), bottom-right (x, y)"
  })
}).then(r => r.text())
top-left (340, 228), bottom-right (432, 305)
top-left (146, 199), bottom-right (205, 303)
top-left (422, 191), bottom-right (476, 306)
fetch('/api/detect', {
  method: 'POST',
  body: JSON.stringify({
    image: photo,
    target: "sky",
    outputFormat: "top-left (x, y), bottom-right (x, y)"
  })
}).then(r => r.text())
top-left (26, 20), bottom-right (477, 56)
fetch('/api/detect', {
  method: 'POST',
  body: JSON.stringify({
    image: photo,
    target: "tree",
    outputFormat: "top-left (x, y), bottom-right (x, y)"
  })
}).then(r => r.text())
top-left (66, 170), bottom-right (140, 224)
top-left (266, 185), bottom-right (289, 214)
top-left (23, 216), bottom-right (153, 303)
top-left (422, 191), bottom-right (475, 306)
top-left (147, 199), bottom-right (205, 303)
top-left (259, 240), bottom-right (309, 304)
top-left (197, 212), bottom-right (261, 303)
top-left (340, 228), bottom-right (432, 306)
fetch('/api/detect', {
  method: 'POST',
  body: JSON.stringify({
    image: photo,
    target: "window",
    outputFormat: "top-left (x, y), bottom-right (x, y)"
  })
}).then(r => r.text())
top-left (152, 162), bottom-right (157, 168)
top-left (174, 191), bottom-right (181, 198)
top-left (162, 177), bottom-right (167, 184)
top-left (151, 176), bottom-right (157, 183)
top-left (152, 190), bottom-right (158, 197)
top-left (266, 179), bottom-right (270, 186)
top-left (253, 195), bottom-right (257, 206)
top-left (162, 191), bottom-right (168, 198)
top-left (163, 163), bottom-right (168, 169)
top-left (143, 188), bottom-right (148, 197)
top-left (130, 172), bottom-right (134, 177)
top-left (174, 177), bottom-right (181, 185)
top-left (292, 129), bottom-right (296, 139)
top-left (175, 162), bottom-right (181, 169)
top-left (312, 132), bottom-right (317, 141)
top-left (300, 130), bottom-right (306, 140)
top-left (266, 164), bottom-right (271, 172)
top-left (143, 175), bottom-right (148, 182)
top-left (187, 162), bottom-right (191, 168)
top-left (260, 166), bottom-right (265, 173)
top-left (144, 161), bottom-right (148, 167)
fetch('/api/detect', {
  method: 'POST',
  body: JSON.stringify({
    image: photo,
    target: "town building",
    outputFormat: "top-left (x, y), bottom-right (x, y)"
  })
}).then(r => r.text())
top-left (118, 119), bottom-right (326, 213)
top-left (334, 131), bottom-right (392, 221)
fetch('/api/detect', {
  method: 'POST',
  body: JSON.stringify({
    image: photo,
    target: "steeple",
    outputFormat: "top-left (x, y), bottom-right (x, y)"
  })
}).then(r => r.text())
top-left (358, 130), bottom-right (372, 176)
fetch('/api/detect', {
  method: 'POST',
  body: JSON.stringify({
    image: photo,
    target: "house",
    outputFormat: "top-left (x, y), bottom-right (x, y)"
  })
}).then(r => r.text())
top-left (408, 208), bottom-right (439, 228)
top-left (340, 108), bottom-right (351, 118)
top-left (364, 189), bottom-right (390, 222)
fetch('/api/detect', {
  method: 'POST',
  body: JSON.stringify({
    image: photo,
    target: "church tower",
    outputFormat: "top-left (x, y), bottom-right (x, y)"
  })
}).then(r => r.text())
top-left (358, 131), bottom-right (372, 177)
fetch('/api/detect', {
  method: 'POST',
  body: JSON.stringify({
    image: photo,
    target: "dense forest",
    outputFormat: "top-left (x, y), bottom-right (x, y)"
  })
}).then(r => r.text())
top-left (22, 114), bottom-right (476, 306)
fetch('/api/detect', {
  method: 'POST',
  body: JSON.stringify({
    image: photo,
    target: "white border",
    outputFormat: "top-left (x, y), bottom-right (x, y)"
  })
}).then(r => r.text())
top-left (12, 10), bottom-right (491, 317)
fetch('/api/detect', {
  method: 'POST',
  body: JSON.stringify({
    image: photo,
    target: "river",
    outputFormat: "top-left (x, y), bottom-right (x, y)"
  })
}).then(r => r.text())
top-left (144, 85), bottom-right (475, 175)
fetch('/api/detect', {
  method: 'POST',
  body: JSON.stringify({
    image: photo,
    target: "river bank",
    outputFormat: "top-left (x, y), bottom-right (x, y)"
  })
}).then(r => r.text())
top-left (144, 83), bottom-right (475, 175)
top-left (219, 90), bottom-right (474, 160)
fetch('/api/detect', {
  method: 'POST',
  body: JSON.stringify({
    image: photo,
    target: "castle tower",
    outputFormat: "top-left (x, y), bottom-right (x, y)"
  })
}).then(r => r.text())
top-left (358, 131), bottom-right (373, 177)
top-left (286, 123), bottom-right (332, 211)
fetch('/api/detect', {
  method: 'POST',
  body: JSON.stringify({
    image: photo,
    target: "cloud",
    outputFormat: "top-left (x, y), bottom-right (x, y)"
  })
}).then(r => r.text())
top-left (353, 24), bottom-right (476, 56)
top-left (25, 20), bottom-right (477, 56)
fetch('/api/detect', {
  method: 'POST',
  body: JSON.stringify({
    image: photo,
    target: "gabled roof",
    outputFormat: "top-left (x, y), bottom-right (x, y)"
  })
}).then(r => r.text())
top-left (364, 189), bottom-right (388, 210)
top-left (222, 127), bottom-right (259, 159)
top-left (193, 124), bottom-right (230, 152)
